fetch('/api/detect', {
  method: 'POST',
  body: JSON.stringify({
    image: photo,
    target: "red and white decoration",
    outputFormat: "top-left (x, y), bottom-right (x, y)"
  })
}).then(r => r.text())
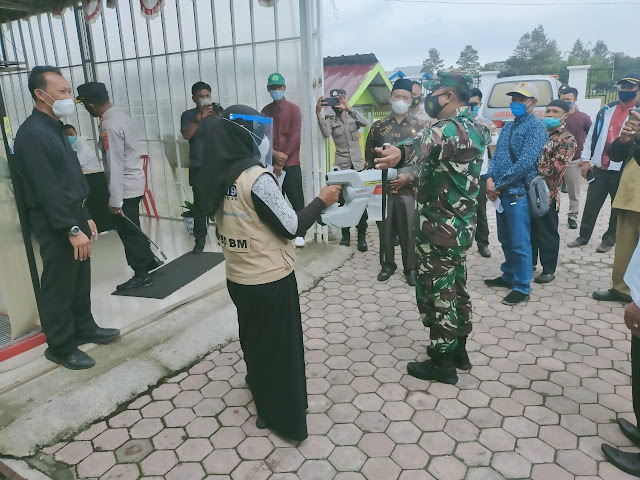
top-left (140, 0), bottom-right (165, 18)
top-left (83, 0), bottom-right (102, 22)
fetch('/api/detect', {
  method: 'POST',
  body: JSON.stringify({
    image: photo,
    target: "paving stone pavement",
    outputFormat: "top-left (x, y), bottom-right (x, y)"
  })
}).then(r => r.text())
top-left (40, 197), bottom-right (637, 479)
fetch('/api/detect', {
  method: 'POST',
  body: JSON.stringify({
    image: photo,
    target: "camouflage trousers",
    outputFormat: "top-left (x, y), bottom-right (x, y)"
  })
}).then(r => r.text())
top-left (416, 242), bottom-right (472, 354)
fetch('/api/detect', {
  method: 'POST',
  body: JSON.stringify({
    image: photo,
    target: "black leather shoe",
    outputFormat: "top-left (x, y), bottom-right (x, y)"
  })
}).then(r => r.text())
top-left (76, 328), bottom-right (121, 346)
top-left (602, 443), bottom-right (640, 477)
top-left (568, 218), bottom-right (578, 229)
top-left (393, 234), bottom-right (400, 246)
top-left (406, 270), bottom-right (416, 287)
top-left (44, 348), bottom-right (95, 370)
top-left (503, 290), bottom-right (530, 306)
top-left (357, 230), bottom-right (368, 252)
top-left (407, 357), bottom-right (458, 385)
top-left (535, 273), bottom-right (555, 284)
top-left (256, 417), bottom-right (268, 429)
top-left (568, 238), bottom-right (588, 248)
top-left (340, 229), bottom-right (350, 247)
top-left (619, 418), bottom-right (640, 445)
top-left (593, 289), bottom-right (627, 302)
top-left (478, 245), bottom-right (491, 258)
top-left (596, 242), bottom-right (613, 253)
top-left (148, 256), bottom-right (164, 271)
top-left (426, 338), bottom-right (472, 371)
top-left (117, 274), bottom-right (154, 291)
top-left (484, 277), bottom-right (510, 288)
top-left (377, 265), bottom-right (396, 282)
top-left (192, 244), bottom-right (204, 254)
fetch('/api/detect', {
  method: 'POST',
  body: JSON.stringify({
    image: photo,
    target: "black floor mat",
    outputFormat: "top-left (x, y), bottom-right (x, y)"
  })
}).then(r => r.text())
top-left (112, 252), bottom-right (225, 299)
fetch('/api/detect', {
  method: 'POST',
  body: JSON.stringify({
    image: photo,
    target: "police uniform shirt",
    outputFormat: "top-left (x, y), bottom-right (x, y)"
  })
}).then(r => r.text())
top-left (14, 108), bottom-right (90, 230)
top-left (99, 107), bottom-right (145, 208)
top-left (318, 109), bottom-right (369, 171)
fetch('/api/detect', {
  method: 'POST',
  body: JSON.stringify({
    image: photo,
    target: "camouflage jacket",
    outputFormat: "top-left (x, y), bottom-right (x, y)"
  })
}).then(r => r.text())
top-left (398, 106), bottom-right (491, 247)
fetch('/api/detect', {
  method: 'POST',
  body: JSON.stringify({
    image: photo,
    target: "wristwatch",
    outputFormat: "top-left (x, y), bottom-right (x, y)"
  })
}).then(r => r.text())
top-left (68, 226), bottom-right (80, 236)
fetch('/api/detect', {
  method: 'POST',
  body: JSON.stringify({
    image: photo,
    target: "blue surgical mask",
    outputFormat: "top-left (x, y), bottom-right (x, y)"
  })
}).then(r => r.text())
top-left (510, 102), bottom-right (529, 118)
top-left (543, 117), bottom-right (561, 130)
top-left (67, 135), bottom-right (77, 145)
top-left (619, 90), bottom-right (638, 103)
top-left (270, 90), bottom-right (285, 102)
top-left (471, 106), bottom-right (479, 117)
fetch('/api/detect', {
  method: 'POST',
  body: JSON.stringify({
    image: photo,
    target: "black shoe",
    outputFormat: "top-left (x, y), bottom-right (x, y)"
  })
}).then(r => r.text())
top-left (76, 328), bottom-right (121, 346)
top-left (534, 273), bottom-right (555, 284)
top-left (340, 229), bottom-right (350, 247)
top-left (478, 245), bottom-right (491, 258)
top-left (502, 290), bottom-right (530, 306)
top-left (593, 289), bottom-right (627, 302)
top-left (601, 443), bottom-right (640, 477)
top-left (568, 218), bottom-right (577, 229)
top-left (393, 234), bottom-right (400, 246)
top-left (148, 256), bottom-right (164, 271)
top-left (560, 183), bottom-right (568, 194)
top-left (407, 355), bottom-right (458, 385)
top-left (484, 277), bottom-right (510, 288)
top-left (377, 265), bottom-right (396, 282)
top-left (426, 338), bottom-right (472, 371)
top-left (596, 242), bottom-right (613, 253)
top-left (619, 418), bottom-right (640, 446)
top-left (44, 348), bottom-right (95, 370)
top-left (568, 238), bottom-right (588, 248)
top-left (192, 244), bottom-right (204, 254)
top-left (256, 417), bottom-right (268, 429)
top-left (406, 270), bottom-right (416, 287)
top-left (357, 230), bottom-right (368, 252)
top-left (117, 274), bottom-right (153, 291)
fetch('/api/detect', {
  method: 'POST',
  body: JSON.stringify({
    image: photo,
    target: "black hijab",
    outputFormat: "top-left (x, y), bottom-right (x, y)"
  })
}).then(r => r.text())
top-left (198, 104), bottom-right (266, 217)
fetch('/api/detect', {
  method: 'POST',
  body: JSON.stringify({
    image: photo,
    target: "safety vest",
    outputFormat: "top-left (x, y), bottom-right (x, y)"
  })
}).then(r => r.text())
top-left (216, 166), bottom-right (295, 285)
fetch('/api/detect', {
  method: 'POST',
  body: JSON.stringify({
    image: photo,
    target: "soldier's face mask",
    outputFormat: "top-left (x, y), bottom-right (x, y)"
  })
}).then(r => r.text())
top-left (424, 90), bottom-right (451, 119)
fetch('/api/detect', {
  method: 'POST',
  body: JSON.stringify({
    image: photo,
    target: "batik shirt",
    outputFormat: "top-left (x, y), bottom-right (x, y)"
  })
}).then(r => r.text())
top-left (397, 106), bottom-right (491, 247)
top-left (538, 125), bottom-right (576, 211)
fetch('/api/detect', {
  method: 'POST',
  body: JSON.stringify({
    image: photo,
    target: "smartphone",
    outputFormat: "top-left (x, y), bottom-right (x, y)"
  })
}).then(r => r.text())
top-left (586, 169), bottom-right (595, 183)
top-left (630, 108), bottom-right (640, 121)
top-left (322, 97), bottom-right (340, 107)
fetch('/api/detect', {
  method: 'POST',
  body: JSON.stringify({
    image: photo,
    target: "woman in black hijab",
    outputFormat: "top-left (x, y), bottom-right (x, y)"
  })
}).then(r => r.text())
top-left (199, 105), bottom-right (341, 441)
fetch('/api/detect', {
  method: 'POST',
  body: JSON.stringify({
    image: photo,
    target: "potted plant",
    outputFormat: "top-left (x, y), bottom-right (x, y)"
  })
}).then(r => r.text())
top-left (182, 200), bottom-right (195, 235)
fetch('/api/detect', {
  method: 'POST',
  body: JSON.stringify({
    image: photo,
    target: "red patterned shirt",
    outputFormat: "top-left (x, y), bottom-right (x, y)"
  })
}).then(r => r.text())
top-left (538, 125), bottom-right (576, 210)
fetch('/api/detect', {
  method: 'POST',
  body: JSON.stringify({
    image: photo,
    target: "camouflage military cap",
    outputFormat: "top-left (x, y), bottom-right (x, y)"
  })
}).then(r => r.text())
top-left (434, 69), bottom-right (473, 90)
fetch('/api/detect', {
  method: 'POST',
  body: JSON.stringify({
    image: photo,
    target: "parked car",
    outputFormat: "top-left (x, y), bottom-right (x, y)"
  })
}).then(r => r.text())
top-left (482, 75), bottom-right (562, 128)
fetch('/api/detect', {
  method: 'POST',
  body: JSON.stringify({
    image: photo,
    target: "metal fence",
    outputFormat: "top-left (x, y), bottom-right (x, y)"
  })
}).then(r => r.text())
top-left (0, 0), bottom-right (321, 219)
top-left (586, 66), bottom-right (640, 106)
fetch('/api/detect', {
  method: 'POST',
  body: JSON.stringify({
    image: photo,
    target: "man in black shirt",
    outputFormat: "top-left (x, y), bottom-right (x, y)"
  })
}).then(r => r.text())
top-left (13, 66), bottom-right (120, 370)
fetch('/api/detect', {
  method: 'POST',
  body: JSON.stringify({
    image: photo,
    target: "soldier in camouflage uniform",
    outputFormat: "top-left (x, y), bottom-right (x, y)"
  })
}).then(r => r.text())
top-left (375, 70), bottom-right (491, 385)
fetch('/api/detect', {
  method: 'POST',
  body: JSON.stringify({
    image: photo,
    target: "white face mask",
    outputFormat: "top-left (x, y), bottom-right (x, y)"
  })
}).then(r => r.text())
top-left (391, 100), bottom-right (410, 115)
top-left (40, 90), bottom-right (76, 117)
top-left (198, 98), bottom-right (212, 109)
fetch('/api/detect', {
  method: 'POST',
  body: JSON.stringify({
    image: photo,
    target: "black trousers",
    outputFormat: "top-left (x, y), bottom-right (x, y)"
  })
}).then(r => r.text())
top-left (85, 172), bottom-right (114, 232)
top-left (227, 272), bottom-right (308, 441)
top-left (283, 164), bottom-right (305, 213)
top-left (30, 207), bottom-right (98, 355)
top-left (189, 167), bottom-right (208, 245)
top-left (578, 168), bottom-right (621, 246)
top-left (633, 335), bottom-right (640, 427)
top-left (531, 199), bottom-right (560, 274)
top-left (376, 194), bottom-right (417, 273)
top-left (114, 197), bottom-right (155, 276)
top-left (475, 177), bottom-right (489, 248)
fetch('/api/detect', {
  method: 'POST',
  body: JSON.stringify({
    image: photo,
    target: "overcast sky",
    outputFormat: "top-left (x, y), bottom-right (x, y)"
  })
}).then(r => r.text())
top-left (322, 0), bottom-right (640, 72)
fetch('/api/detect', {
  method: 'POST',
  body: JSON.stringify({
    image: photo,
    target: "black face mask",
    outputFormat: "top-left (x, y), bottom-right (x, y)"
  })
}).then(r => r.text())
top-left (332, 107), bottom-right (343, 115)
top-left (424, 93), bottom-right (445, 118)
top-left (411, 96), bottom-right (422, 108)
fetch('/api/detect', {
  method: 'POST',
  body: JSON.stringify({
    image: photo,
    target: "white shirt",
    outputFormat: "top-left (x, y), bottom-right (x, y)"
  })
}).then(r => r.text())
top-left (624, 238), bottom-right (640, 307)
top-left (72, 137), bottom-right (102, 173)
top-left (581, 104), bottom-right (623, 172)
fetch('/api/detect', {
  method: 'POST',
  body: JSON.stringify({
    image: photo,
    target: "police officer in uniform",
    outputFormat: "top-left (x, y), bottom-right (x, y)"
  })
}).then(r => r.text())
top-left (316, 89), bottom-right (370, 251)
top-left (375, 70), bottom-right (491, 385)
top-left (14, 66), bottom-right (120, 370)
top-left (76, 82), bottom-right (162, 291)
top-left (198, 105), bottom-right (341, 441)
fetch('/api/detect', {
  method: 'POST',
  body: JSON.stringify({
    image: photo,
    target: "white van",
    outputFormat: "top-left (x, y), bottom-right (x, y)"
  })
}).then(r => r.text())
top-left (483, 75), bottom-right (562, 128)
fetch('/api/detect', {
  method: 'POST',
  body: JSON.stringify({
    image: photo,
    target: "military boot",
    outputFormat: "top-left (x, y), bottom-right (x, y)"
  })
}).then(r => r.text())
top-left (357, 229), bottom-right (368, 252)
top-left (427, 337), bottom-right (472, 370)
top-left (407, 351), bottom-right (458, 384)
top-left (340, 228), bottom-right (350, 247)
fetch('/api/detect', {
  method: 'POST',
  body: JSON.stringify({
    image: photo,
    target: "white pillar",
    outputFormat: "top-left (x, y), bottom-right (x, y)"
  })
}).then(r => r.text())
top-left (479, 71), bottom-right (500, 103)
top-left (567, 65), bottom-right (591, 100)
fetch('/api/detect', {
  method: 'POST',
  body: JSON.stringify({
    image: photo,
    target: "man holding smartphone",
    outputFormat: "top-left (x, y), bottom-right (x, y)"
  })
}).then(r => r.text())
top-left (317, 89), bottom-right (370, 251)
top-left (568, 74), bottom-right (640, 255)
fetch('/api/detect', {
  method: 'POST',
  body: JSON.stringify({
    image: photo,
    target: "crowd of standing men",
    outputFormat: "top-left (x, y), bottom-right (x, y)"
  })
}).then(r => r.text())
top-left (11, 63), bottom-right (640, 476)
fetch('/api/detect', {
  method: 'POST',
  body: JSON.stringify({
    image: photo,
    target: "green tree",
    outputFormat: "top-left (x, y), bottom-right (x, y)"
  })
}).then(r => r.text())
top-left (590, 40), bottom-right (611, 68)
top-left (568, 39), bottom-right (591, 65)
top-left (481, 61), bottom-right (506, 72)
top-left (457, 45), bottom-right (481, 75)
top-left (503, 25), bottom-right (565, 76)
top-left (421, 48), bottom-right (444, 75)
